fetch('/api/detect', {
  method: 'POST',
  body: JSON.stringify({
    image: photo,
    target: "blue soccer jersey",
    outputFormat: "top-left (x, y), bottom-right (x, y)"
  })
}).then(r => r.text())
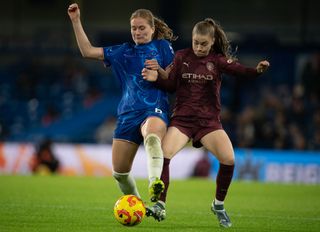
top-left (103, 39), bottom-right (174, 116)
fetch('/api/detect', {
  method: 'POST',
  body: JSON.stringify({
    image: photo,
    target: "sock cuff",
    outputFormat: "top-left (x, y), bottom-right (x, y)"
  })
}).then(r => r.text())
top-left (112, 171), bottom-right (130, 177)
top-left (219, 163), bottom-right (235, 171)
top-left (164, 158), bottom-right (171, 165)
top-left (214, 198), bottom-right (224, 205)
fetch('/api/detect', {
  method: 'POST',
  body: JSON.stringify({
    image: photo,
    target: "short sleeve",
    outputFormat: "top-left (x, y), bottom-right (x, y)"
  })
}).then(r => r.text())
top-left (103, 43), bottom-right (127, 67)
top-left (154, 50), bottom-right (183, 93)
top-left (168, 50), bottom-right (183, 80)
top-left (158, 40), bottom-right (175, 68)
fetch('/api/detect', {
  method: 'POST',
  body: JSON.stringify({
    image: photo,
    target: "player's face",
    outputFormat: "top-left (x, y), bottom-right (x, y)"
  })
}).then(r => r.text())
top-left (192, 33), bottom-right (214, 57)
top-left (131, 17), bottom-right (155, 45)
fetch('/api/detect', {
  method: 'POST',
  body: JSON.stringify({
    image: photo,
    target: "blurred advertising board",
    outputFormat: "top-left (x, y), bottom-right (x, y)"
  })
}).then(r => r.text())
top-left (0, 143), bottom-right (203, 179)
top-left (1, 143), bottom-right (319, 183)
top-left (210, 149), bottom-right (320, 184)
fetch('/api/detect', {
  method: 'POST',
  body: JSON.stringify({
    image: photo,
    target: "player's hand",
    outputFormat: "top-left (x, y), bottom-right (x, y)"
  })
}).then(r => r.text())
top-left (142, 68), bottom-right (158, 82)
top-left (144, 59), bottom-right (160, 71)
top-left (68, 3), bottom-right (80, 21)
top-left (256, 60), bottom-right (270, 73)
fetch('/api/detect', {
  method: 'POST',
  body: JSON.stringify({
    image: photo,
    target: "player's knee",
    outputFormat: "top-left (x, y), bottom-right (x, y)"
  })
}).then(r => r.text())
top-left (220, 157), bottom-right (235, 166)
top-left (162, 143), bottom-right (176, 158)
top-left (217, 153), bottom-right (235, 165)
top-left (163, 148), bottom-right (175, 159)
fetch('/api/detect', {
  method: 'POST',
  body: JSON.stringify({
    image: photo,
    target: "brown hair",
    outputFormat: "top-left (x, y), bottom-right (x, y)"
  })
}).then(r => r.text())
top-left (193, 18), bottom-right (233, 59)
top-left (130, 9), bottom-right (177, 41)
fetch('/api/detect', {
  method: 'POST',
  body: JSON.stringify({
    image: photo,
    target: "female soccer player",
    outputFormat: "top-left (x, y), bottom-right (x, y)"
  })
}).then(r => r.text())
top-left (67, 3), bottom-right (176, 202)
top-left (143, 18), bottom-right (269, 227)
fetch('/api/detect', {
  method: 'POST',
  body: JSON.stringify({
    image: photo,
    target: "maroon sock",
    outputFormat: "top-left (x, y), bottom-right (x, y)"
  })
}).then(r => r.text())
top-left (216, 163), bottom-right (234, 201)
top-left (159, 158), bottom-right (171, 203)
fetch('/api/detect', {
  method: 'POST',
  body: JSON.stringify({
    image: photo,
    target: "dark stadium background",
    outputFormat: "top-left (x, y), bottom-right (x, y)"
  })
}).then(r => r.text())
top-left (0, 0), bottom-right (319, 150)
top-left (1, 3), bottom-right (320, 231)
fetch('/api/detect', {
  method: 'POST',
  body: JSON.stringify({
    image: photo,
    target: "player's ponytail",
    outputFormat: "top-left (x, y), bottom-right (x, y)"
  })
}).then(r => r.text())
top-left (130, 9), bottom-right (177, 42)
top-left (153, 17), bottom-right (177, 41)
top-left (193, 18), bottom-right (234, 59)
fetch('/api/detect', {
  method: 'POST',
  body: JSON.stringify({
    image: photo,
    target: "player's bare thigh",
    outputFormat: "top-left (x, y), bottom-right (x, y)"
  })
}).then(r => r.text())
top-left (162, 126), bottom-right (189, 159)
top-left (200, 129), bottom-right (235, 165)
top-left (141, 116), bottom-right (167, 140)
top-left (112, 139), bottom-right (139, 173)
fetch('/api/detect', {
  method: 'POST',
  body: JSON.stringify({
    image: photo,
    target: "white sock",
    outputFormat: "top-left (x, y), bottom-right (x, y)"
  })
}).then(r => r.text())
top-left (144, 133), bottom-right (164, 183)
top-left (214, 198), bottom-right (224, 205)
top-left (112, 171), bottom-right (141, 198)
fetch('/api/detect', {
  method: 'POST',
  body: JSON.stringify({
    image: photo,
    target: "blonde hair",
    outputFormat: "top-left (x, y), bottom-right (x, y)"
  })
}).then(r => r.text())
top-left (193, 18), bottom-right (233, 59)
top-left (130, 9), bottom-right (177, 41)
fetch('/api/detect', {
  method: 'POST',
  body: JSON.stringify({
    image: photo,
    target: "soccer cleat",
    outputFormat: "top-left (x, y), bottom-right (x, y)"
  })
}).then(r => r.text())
top-left (149, 178), bottom-right (165, 202)
top-left (211, 201), bottom-right (232, 228)
top-left (146, 201), bottom-right (166, 222)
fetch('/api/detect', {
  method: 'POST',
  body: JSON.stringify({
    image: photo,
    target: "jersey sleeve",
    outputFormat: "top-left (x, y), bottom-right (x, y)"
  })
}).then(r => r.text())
top-left (154, 50), bottom-right (182, 93)
top-left (158, 40), bottom-right (175, 68)
top-left (102, 43), bottom-right (127, 67)
top-left (154, 75), bottom-right (176, 93)
top-left (217, 55), bottom-right (259, 78)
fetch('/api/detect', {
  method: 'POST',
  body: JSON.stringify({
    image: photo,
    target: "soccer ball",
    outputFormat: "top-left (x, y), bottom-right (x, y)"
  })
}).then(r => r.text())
top-left (113, 194), bottom-right (146, 226)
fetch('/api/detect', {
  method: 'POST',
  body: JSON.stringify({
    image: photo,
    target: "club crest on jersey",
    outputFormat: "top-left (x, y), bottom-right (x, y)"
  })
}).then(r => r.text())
top-left (206, 62), bottom-right (214, 71)
top-left (227, 59), bottom-right (233, 64)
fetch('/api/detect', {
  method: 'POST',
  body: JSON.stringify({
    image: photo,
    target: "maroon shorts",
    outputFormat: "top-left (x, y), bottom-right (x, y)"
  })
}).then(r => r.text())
top-left (169, 116), bottom-right (223, 148)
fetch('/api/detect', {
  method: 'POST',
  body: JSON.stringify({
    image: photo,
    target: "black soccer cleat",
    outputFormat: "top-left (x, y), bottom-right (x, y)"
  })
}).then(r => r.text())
top-left (211, 201), bottom-right (232, 228)
top-left (146, 201), bottom-right (166, 222)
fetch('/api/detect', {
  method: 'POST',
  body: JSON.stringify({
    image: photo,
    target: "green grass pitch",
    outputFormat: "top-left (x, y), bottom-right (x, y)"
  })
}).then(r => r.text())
top-left (1, 175), bottom-right (320, 232)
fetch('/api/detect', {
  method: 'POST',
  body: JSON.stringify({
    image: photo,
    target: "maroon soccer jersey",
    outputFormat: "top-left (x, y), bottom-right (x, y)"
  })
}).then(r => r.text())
top-left (156, 48), bottom-right (259, 122)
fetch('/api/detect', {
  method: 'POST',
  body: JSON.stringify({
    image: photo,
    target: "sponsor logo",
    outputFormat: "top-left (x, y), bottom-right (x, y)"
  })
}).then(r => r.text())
top-left (182, 73), bottom-right (213, 81)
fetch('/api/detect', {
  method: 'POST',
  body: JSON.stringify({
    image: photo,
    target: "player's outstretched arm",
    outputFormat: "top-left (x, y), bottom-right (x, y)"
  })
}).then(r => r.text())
top-left (256, 60), bottom-right (270, 73)
top-left (68, 3), bottom-right (104, 60)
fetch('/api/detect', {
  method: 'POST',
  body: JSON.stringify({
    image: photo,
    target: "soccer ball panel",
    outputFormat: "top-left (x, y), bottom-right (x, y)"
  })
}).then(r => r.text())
top-left (113, 195), bottom-right (146, 226)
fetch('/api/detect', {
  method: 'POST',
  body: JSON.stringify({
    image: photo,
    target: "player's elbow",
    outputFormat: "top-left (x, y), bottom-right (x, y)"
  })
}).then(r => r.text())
top-left (80, 48), bottom-right (92, 59)
top-left (80, 47), bottom-right (103, 60)
top-left (81, 51), bottom-right (91, 59)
